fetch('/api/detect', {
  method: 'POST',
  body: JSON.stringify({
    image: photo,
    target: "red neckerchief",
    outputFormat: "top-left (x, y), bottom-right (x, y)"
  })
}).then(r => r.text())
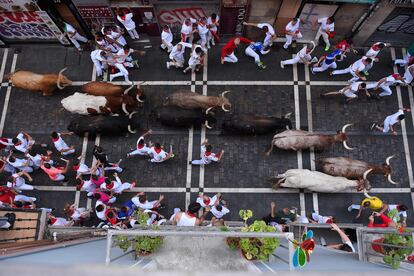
top-left (391, 73), bottom-right (399, 79)
top-left (73, 164), bottom-right (80, 170)
top-left (211, 19), bottom-right (216, 23)
top-left (372, 44), bottom-right (381, 51)
top-left (106, 182), bottom-right (114, 189)
top-left (50, 217), bottom-right (57, 225)
top-left (121, 15), bottom-right (126, 21)
top-left (203, 198), bottom-right (210, 206)
top-left (205, 151), bottom-right (212, 156)
top-left (186, 211), bottom-right (196, 218)
top-left (77, 180), bottom-right (84, 190)
top-left (154, 147), bottom-right (162, 154)
top-left (52, 137), bottom-right (59, 142)
top-left (137, 144), bottom-right (144, 149)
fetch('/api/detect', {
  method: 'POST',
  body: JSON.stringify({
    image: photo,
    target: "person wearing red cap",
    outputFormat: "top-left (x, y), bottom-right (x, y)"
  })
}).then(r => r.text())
top-left (196, 193), bottom-right (220, 208)
top-left (221, 36), bottom-right (253, 64)
top-left (100, 173), bottom-right (135, 194)
top-left (131, 192), bottom-right (164, 210)
top-left (148, 143), bottom-right (174, 163)
top-left (190, 139), bottom-right (224, 165)
top-left (366, 73), bottom-right (405, 98)
top-left (126, 129), bottom-right (152, 158)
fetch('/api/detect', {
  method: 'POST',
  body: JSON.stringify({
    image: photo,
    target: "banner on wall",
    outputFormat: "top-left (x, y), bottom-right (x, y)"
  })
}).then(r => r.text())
top-left (0, 0), bottom-right (39, 12)
top-left (0, 11), bottom-right (70, 44)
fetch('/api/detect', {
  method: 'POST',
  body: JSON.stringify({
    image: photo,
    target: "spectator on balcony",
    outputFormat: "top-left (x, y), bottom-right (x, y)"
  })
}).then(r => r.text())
top-left (172, 202), bottom-right (209, 226)
top-left (262, 202), bottom-right (291, 232)
top-left (368, 212), bottom-right (395, 228)
top-left (320, 223), bottom-right (356, 253)
top-left (380, 203), bottom-right (408, 226)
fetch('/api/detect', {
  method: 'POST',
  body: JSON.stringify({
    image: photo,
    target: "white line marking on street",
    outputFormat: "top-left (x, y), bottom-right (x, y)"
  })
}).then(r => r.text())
top-left (199, 51), bottom-right (208, 192)
top-left (0, 48), bottom-right (9, 83)
top-left (260, 261), bottom-right (275, 273)
top-left (129, 259), bottom-right (144, 268)
top-left (0, 53), bottom-right (17, 136)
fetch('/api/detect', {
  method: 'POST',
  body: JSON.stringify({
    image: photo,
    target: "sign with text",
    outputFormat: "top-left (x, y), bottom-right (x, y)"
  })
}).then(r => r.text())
top-left (76, 5), bottom-right (113, 19)
top-left (0, 0), bottom-right (39, 12)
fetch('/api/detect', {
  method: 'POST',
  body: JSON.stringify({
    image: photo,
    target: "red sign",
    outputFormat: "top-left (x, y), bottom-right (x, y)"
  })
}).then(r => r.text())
top-left (158, 7), bottom-right (206, 26)
top-left (77, 6), bottom-right (113, 19)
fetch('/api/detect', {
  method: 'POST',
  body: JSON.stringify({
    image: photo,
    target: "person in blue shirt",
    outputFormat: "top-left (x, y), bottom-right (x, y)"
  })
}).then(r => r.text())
top-left (244, 41), bottom-right (270, 69)
top-left (311, 49), bottom-right (342, 74)
top-left (117, 200), bottom-right (136, 220)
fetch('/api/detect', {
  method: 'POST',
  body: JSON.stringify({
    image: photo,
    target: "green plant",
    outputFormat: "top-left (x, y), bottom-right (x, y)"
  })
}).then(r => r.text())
top-left (239, 209), bottom-right (253, 226)
top-left (381, 231), bottom-right (413, 269)
top-left (115, 235), bottom-right (131, 252)
top-left (239, 220), bottom-right (280, 261)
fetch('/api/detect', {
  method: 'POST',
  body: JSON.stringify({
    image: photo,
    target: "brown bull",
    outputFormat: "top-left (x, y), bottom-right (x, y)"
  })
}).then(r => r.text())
top-left (316, 156), bottom-right (397, 184)
top-left (81, 81), bottom-right (145, 102)
top-left (6, 68), bottom-right (72, 96)
top-left (266, 124), bottom-right (354, 155)
top-left (163, 90), bottom-right (231, 113)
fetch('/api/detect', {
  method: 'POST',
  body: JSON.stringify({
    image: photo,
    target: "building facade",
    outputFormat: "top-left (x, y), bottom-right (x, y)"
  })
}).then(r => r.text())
top-left (0, 0), bottom-right (412, 47)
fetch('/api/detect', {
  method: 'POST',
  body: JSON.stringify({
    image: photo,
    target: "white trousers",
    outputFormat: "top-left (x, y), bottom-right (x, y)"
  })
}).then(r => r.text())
top-left (284, 32), bottom-right (303, 48)
top-left (161, 40), bottom-right (173, 51)
top-left (15, 195), bottom-right (36, 202)
top-left (315, 30), bottom-right (330, 47)
top-left (16, 166), bottom-right (33, 173)
top-left (281, 55), bottom-right (301, 66)
top-left (366, 82), bottom-right (392, 97)
top-left (198, 33), bottom-right (208, 47)
top-left (61, 148), bottom-right (75, 156)
top-left (331, 66), bottom-right (360, 82)
top-left (69, 33), bottom-right (88, 49)
top-left (111, 63), bottom-right (130, 82)
top-left (127, 28), bottom-right (139, 39)
top-left (313, 61), bottom-right (337, 72)
top-left (104, 164), bottom-right (123, 173)
top-left (224, 53), bottom-right (238, 63)
top-left (395, 52), bottom-right (412, 66)
top-left (7, 182), bottom-right (34, 191)
top-left (263, 34), bottom-right (273, 48)
top-left (93, 60), bottom-right (105, 77)
top-left (114, 182), bottom-right (132, 194)
top-left (404, 67), bottom-right (413, 84)
top-left (245, 47), bottom-right (260, 64)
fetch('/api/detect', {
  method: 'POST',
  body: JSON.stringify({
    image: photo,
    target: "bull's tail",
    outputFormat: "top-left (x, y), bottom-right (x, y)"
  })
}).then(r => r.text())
top-left (265, 140), bottom-right (275, 156)
top-left (268, 176), bottom-right (285, 190)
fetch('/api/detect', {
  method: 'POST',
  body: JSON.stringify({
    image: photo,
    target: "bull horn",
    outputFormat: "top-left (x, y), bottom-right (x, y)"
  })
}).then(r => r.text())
top-left (387, 174), bottom-right (398, 185)
top-left (385, 155), bottom-right (395, 165)
top-left (221, 90), bottom-right (230, 97)
top-left (129, 111), bottom-right (137, 119)
top-left (136, 94), bottom-right (144, 103)
top-left (341, 123), bottom-right (353, 133)
top-left (343, 141), bottom-right (355, 151)
top-left (124, 84), bottom-right (134, 95)
top-left (221, 103), bottom-right (230, 112)
top-left (204, 120), bottom-right (213, 129)
top-left (205, 107), bottom-right (214, 114)
top-left (56, 67), bottom-right (67, 90)
top-left (122, 103), bottom-right (130, 115)
top-left (128, 125), bottom-right (137, 134)
top-left (363, 169), bottom-right (373, 180)
top-left (284, 112), bottom-right (292, 119)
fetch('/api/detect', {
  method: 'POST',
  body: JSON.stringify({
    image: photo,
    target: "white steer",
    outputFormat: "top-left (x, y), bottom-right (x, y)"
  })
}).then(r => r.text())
top-left (270, 169), bottom-right (371, 193)
top-left (61, 92), bottom-right (108, 115)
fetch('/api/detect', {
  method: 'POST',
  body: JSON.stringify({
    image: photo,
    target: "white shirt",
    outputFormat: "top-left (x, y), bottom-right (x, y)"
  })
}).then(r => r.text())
top-left (388, 204), bottom-right (407, 218)
top-left (385, 109), bottom-right (404, 126)
top-left (76, 163), bottom-right (90, 175)
top-left (297, 46), bottom-right (309, 59)
top-left (351, 59), bottom-right (366, 73)
top-left (80, 180), bottom-right (95, 193)
top-left (318, 17), bottom-right (334, 32)
top-left (115, 48), bottom-right (134, 63)
top-left (90, 50), bottom-right (105, 62)
top-left (27, 153), bottom-right (42, 167)
top-left (181, 19), bottom-right (196, 35)
top-left (117, 13), bottom-right (135, 30)
top-left (207, 16), bottom-right (219, 32)
top-left (52, 217), bottom-right (70, 226)
top-left (161, 30), bottom-right (173, 43)
top-left (285, 20), bottom-right (300, 34)
top-left (131, 197), bottom-right (157, 210)
top-left (169, 42), bottom-right (192, 61)
top-left (148, 147), bottom-right (167, 162)
top-left (111, 29), bottom-right (126, 46)
top-left (257, 23), bottom-right (275, 36)
top-left (196, 195), bottom-right (218, 208)
top-left (197, 23), bottom-right (209, 35)
top-left (350, 81), bottom-right (363, 92)
top-left (64, 23), bottom-right (76, 34)
top-left (8, 157), bottom-right (28, 168)
top-left (100, 181), bottom-right (121, 192)
top-left (188, 45), bottom-right (205, 66)
top-left (211, 206), bottom-right (230, 219)
top-left (53, 133), bottom-right (69, 152)
top-left (200, 145), bottom-right (219, 164)
top-left (14, 133), bottom-right (29, 152)
top-left (134, 136), bottom-right (150, 155)
top-left (95, 200), bottom-right (107, 221)
top-left (7, 173), bottom-right (25, 188)
top-left (311, 213), bottom-right (331, 223)
top-left (381, 74), bottom-right (398, 87)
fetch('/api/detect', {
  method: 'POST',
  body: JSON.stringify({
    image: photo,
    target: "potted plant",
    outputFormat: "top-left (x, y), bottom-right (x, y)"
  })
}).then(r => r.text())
top-left (238, 209), bottom-right (280, 261)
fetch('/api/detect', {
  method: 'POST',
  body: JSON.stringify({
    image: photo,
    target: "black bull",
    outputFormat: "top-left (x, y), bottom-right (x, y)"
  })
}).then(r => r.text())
top-left (222, 113), bottom-right (292, 134)
top-left (67, 113), bottom-right (139, 136)
top-left (153, 107), bottom-right (216, 129)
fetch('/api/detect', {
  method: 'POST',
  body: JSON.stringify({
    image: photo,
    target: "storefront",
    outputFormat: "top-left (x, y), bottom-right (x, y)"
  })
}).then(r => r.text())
top-left (0, 0), bottom-right (69, 45)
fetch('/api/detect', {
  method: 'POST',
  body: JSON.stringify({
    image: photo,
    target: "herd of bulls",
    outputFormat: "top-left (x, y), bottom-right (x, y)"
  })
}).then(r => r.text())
top-left (6, 69), bottom-right (398, 193)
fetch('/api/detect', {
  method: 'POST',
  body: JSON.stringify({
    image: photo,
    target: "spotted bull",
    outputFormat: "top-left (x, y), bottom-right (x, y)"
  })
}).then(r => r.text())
top-left (269, 169), bottom-right (372, 193)
top-left (222, 113), bottom-right (292, 135)
top-left (67, 112), bottom-right (139, 137)
top-left (316, 156), bottom-right (397, 184)
top-left (266, 124), bottom-right (354, 155)
top-left (6, 68), bottom-right (72, 96)
top-left (163, 90), bottom-right (231, 112)
top-left (81, 81), bottom-right (145, 102)
top-left (153, 106), bottom-right (216, 129)
top-left (61, 92), bottom-right (141, 115)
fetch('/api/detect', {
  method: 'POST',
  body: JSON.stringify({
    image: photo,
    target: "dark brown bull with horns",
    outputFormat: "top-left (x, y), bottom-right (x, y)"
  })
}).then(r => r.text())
top-left (81, 81), bottom-right (145, 102)
top-left (316, 156), bottom-right (398, 185)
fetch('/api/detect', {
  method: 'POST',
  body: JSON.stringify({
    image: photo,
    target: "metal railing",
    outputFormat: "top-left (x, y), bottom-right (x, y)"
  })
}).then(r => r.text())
top-left (105, 227), bottom-right (295, 270)
top-left (356, 227), bottom-right (414, 270)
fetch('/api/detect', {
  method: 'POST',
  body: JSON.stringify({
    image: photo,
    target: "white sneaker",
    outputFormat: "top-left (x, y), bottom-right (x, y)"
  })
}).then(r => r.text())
top-left (347, 205), bottom-right (354, 212)
top-left (280, 61), bottom-right (284, 69)
top-left (166, 62), bottom-right (170, 69)
top-left (109, 74), bottom-right (114, 82)
top-left (211, 41), bottom-right (215, 46)
top-left (207, 44), bottom-right (211, 49)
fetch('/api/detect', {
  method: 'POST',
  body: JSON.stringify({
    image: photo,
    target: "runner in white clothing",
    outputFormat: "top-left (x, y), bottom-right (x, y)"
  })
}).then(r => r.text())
top-left (197, 17), bottom-right (210, 48)
top-left (51, 131), bottom-right (75, 155)
top-left (148, 143), bottom-right (174, 163)
top-left (196, 193), bottom-right (221, 208)
top-left (366, 73), bottom-right (404, 97)
top-left (6, 171), bottom-right (34, 192)
top-left (116, 7), bottom-right (139, 39)
top-left (321, 82), bottom-right (368, 103)
top-left (160, 25), bottom-right (173, 52)
top-left (183, 45), bottom-right (206, 74)
top-left (100, 173), bottom-right (135, 194)
top-left (190, 139), bottom-right (224, 165)
top-left (26, 149), bottom-right (52, 169)
top-left (110, 45), bottom-right (140, 83)
top-left (211, 203), bottom-right (230, 219)
top-left (111, 26), bottom-right (127, 47)
top-left (315, 17), bottom-right (334, 51)
top-left (243, 21), bottom-right (276, 49)
top-left (76, 177), bottom-right (96, 197)
top-left (207, 13), bottom-right (219, 47)
top-left (280, 43), bottom-right (316, 68)
top-left (371, 108), bottom-right (410, 135)
top-left (283, 18), bottom-right (303, 49)
top-left (331, 57), bottom-right (372, 82)
top-left (90, 49), bottom-right (108, 80)
top-left (62, 22), bottom-right (88, 51)
top-left (12, 131), bottom-right (34, 153)
top-left (127, 130), bottom-right (152, 157)
top-left (95, 33), bottom-right (116, 53)
top-left (167, 42), bottom-right (193, 69)
top-left (181, 18), bottom-right (196, 43)
top-left (131, 192), bottom-right (164, 210)
top-left (7, 154), bottom-right (33, 173)
top-left (403, 64), bottom-right (414, 84)
top-left (311, 211), bottom-right (334, 224)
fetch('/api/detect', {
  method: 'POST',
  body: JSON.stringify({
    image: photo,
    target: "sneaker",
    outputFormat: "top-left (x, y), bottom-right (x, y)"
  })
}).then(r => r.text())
top-left (324, 45), bottom-right (330, 51)
top-left (310, 68), bottom-right (315, 75)
top-left (109, 74), bottom-right (115, 82)
top-left (212, 41), bottom-right (215, 46)
top-left (347, 205), bottom-right (354, 212)
top-left (132, 60), bottom-right (139, 68)
top-left (363, 71), bottom-right (369, 76)
top-left (283, 44), bottom-right (288, 49)
top-left (166, 62), bottom-right (170, 69)
top-left (207, 44), bottom-right (211, 49)
top-left (257, 61), bottom-right (266, 69)
top-left (280, 61), bottom-right (284, 69)
top-left (320, 237), bottom-right (327, 246)
top-left (370, 123), bottom-right (377, 130)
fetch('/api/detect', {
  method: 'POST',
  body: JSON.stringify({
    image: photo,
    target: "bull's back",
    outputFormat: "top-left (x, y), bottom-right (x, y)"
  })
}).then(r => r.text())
top-left (273, 130), bottom-right (321, 149)
top-left (319, 157), bottom-right (369, 178)
top-left (169, 92), bottom-right (210, 109)
top-left (10, 71), bottom-right (46, 91)
top-left (82, 82), bottom-right (121, 96)
top-left (61, 92), bottom-right (107, 115)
